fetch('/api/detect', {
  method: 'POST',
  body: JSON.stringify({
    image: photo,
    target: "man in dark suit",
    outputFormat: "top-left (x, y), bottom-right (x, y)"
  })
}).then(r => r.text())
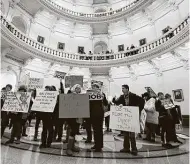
top-left (112, 84), bottom-right (144, 156)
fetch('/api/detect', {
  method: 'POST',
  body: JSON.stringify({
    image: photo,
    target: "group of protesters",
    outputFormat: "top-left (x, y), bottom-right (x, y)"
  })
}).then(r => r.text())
top-left (1, 81), bottom-right (183, 156)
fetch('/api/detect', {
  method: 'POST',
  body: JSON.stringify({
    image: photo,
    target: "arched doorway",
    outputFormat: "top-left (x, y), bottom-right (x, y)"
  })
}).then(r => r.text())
top-left (11, 16), bottom-right (27, 34)
top-left (94, 41), bottom-right (108, 54)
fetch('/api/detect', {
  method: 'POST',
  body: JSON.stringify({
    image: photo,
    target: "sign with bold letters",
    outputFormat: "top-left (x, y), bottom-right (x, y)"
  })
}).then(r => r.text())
top-left (54, 71), bottom-right (66, 79)
top-left (28, 78), bottom-right (44, 89)
top-left (110, 106), bottom-right (140, 133)
top-left (31, 91), bottom-right (57, 112)
top-left (59, 94), bottom-right (90, 118)
top-left (87, 90), bottom-right (103, 100)
top-left (65, 76), bottom-right (83, 88)
top-left (2, 92), bottom-right (31, 113)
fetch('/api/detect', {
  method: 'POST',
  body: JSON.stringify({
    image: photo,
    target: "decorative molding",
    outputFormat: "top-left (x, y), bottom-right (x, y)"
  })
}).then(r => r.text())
top-left (1, 16), bottom-right (189, 68)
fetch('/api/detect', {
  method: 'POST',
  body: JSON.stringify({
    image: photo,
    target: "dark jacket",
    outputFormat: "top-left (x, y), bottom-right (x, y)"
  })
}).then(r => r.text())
top-left (112, 92), bottom-right (145, 113)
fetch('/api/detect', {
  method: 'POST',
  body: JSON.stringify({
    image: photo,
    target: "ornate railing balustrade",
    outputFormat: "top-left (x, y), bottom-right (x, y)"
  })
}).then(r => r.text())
top-left (37, 0), bottom-right (153, 23)
top-left (1, 16), bottom-right (189, 67)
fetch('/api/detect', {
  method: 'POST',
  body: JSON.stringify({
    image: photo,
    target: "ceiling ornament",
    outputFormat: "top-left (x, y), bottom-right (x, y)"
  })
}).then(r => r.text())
top-left (148, 60), bottom-right (163, 77)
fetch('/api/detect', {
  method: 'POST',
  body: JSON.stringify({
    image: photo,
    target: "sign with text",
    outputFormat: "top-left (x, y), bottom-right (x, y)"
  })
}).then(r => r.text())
top-left (65, 76), bottom-right (83, 88)
top-left (140, 109), bottom-right (147, 131)
top-left (54, 71), bottom-right (66, 79)
top-left (2, 92), bottom-right (31, 113)
top-left (59, 94), bottom-right (90, 118)
top-left (31, 91), bottom-right (57, 112)
top-left (87, 90), bottom-right (103, 100)
top-left (110, 106), bottom-right (140, 133)
top-left (28, 78), bottom-right (44, 89)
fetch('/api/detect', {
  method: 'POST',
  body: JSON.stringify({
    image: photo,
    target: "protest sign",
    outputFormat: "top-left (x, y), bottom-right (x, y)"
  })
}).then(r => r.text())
top-left (87, 90), bottom-right (103, 100)
top-left (145, 87), bottom-right (157, 97)
top-left (31, 91), bottom-right (57, 112)
top-left (2, 92), bottom-right (31, 113)
top-left (110, 106), bottom-right (140, 133)
top-left (28, 78), bottom-right (44, 89)
top-left (65, 75), bottom-right (83, 88)
top-left (59, 94), bottom-right (90, 118)
top-left (140, 109), bottom-right (147, 131)
top-left (54, 71), bottom-right (66, 79)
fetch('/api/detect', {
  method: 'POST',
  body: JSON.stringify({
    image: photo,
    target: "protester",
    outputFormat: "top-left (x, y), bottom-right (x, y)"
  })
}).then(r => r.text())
top-left (40, 86), bottom-right (54, 148)
top-left (5, 85), bottom-right (27, 144)
top-left (165, 94), bottom-right (182, 144)
top-left (156, 92), bottom-right (174, 148)
top-left (143, 92), bottom-right (158, 142)
top-left (90, 83), bottom-right (104, 152)
top-left (66, 84), bottom-right (82, 156)
top-left (112, 84), bottom-right (144, 155)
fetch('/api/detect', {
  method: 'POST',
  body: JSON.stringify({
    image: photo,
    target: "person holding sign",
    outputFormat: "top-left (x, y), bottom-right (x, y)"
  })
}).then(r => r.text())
top-left (89, 83), bottom-right (104, 152)
top-left (1, 84), bottom-right (12, 137)
top-left (5, 86), bottom-right (29, 145)
top-left (66, 84), bottom-right (82, 156)
top-left (112, 84), bottom-right (144, 156)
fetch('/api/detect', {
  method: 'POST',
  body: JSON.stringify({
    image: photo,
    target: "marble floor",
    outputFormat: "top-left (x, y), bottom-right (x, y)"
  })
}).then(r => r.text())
top-left (1, 123), bottom-right (189, 164)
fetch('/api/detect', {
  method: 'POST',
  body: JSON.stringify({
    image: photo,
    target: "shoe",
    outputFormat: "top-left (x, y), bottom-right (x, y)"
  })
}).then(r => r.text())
top-left (39, 144), bottom-right (46, 148)
top-left (94, 148), bottom-right (102, 152)
top-left (33, 137), bottom-right (38, 141)
top-left (91, 146), bottom-right (96, 150)
top-left (5, 139), bottom-right (14, 145)
top-left (164, 143), bottom-right (174, 148)
top-left (174, 140), bottom-right (183, 144)
top-left (22, 134), bottom-right (28, 137)
top-left (47, 144), bottom-right (51, 148)
top-left (120, 148), bottom-right (130, 153)
top-left (118, 134), bottom-right (124, 137)
top-left (85, 140), bottom-right (92, 144)
top-left (56, 138), bottom-right (61, 142)
top-left (131, 150), bottom-right (138, 156)
top-left (15, 139), bottom-right (21, 144)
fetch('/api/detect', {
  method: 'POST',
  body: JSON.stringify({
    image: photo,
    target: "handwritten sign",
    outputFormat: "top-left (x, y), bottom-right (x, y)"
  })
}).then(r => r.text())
top-left (110, 106), bottom-right (140, 133)
top-left (54, 71), bottom-right (66, 79)
top-left (2, 92), bottom-right (31, 113)
top-left (65, 76), bottom-right (83, 88)
top-left (28, 78), bottom-right (44, 89)
top-left (31, 91), bottom-right (57, 112)
top-left (59, 94), bottom-right (90, 118)
top-left (140, 109), bottom-right (147, 131)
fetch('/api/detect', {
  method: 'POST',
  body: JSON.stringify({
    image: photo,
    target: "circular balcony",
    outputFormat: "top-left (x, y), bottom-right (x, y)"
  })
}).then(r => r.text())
top-left (1, 16), bottom-right (189, 68)
top-left (37, 0), bottom-right (154, 24)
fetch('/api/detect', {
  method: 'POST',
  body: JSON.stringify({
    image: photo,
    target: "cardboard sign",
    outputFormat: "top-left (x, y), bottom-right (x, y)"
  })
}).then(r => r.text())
top-left (28, 78), bottom-right (44, 89)
top-left (110, 106), bottom-right (140, 133)
top-left (65, 75), bottom-right (83, 88)
top-left (87, 90), bottom-right (103, 100)
top-left (59, 94), bottom-right (90, 118)
top-left (140, 109), bottom-right (147, 131)
top-left (161, 100), bottom-right (175, 109)
top-left (145, 87), bottom-right (157, 97)
top-left (54, 71), bottom-right (66, 79)
top-left (2, 92), bottom-right (31, 113)
top-left (31, 91), bottom-right (58, 112)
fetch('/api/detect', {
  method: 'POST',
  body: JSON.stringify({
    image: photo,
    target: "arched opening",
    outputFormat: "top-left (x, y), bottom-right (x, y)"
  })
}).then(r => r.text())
top-left (94, 41), bottom-right (108, 54)
top-left (11, 16), bottom-right (27, 34)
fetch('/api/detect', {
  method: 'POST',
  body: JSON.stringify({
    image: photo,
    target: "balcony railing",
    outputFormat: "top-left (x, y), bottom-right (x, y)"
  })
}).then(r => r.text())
top-left (38, 0), bottom-right (153, 23)
top-left (1, 16), bottom-right (189, 67)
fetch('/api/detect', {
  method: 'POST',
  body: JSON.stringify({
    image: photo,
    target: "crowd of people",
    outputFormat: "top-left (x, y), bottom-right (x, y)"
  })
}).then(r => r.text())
top-left (1, 82), bottom-right (183, 156)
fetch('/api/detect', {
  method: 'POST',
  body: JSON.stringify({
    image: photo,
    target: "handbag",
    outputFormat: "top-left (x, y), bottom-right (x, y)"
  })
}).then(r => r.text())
top-left (144, 98), bottom-right (156, 112)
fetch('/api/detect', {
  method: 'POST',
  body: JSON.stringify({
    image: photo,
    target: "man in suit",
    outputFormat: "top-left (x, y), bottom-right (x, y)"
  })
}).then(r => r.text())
top-left (112, 84), bottom-right (144, 156)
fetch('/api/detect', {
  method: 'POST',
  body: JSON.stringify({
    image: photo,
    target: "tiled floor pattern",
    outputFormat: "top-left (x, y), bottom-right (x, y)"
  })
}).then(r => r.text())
top-left (1, 124), bottom-right (189, 164)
